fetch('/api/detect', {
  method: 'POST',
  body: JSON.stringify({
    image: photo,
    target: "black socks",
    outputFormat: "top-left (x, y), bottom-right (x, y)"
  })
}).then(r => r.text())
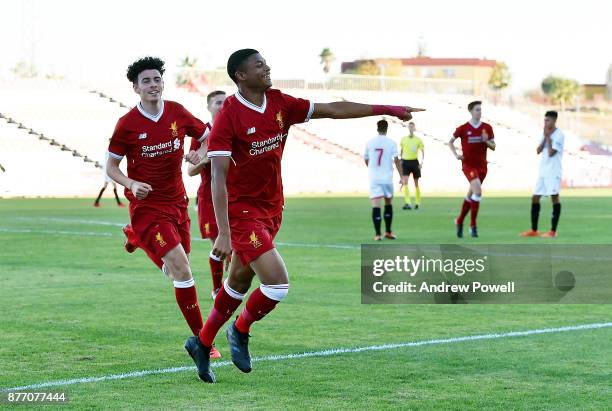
top-left (383, 204), bottom-right (393, 233)
top-left (372, 207), bottom-right (382, 236)
top-left (531, 203), bottom-right (541, 231)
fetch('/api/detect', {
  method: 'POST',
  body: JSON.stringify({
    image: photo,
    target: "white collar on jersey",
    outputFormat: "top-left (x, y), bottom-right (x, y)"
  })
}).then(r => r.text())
top-left (235, 91), bottom-right (267, 114)
top-left (137, 100), bottom-right (165, 122)
top-left (469, 119), bottom-right (482, 128)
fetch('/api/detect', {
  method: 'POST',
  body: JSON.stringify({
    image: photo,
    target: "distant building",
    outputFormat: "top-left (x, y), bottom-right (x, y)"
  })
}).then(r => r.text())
top-left (581, 64), bottom-right (612, 102)
top-left (341, 57), bottom-right (497, 94)
top-left (582, 84), bottom-right (607, 102)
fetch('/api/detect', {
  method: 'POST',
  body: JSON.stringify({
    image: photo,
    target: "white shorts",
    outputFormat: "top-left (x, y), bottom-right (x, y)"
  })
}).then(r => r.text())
top-left (534, 174), bottom-right (561, 196)
top-left (370, 183), bottom-right (394, 199)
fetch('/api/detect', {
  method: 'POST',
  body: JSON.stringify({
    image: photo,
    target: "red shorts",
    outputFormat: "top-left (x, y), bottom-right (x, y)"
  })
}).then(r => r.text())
top-left (129, 201), bottom-right (191, 269)
top-left (462, 165), bottom-right (487, 183)
top-left (231, 213), bottom-right (283, 265)
top-left (197, 194), bottom-right (218, 240)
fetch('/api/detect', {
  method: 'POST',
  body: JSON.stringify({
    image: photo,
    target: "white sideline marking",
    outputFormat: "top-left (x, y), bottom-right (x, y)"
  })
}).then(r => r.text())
top-left (276, 241), bottom-right (358, 250)
top-left (4, 218), bottom-right (612, 259)
top-left (15, 217), bottom-right (125, 227)
top-left (0, 227), bottom-right (360, 250)
top-left (4, 226), bottom-right (612, 259)
top-left (0, 228), bottom-right (112, 237)
top-left (2, 322), bottom-right (610, 392)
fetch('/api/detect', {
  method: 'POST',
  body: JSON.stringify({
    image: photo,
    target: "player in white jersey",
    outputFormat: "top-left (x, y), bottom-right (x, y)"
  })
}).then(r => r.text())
top-left (364, 119), bottom-right (402, 240)
top-left (520, 111), bottom-right (564, 238)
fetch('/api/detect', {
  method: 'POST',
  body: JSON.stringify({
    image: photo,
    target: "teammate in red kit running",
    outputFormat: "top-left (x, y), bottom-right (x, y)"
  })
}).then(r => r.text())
top-left (184, 49), bottom-right (425, 383)
top-left (187, 90), bottom-right (227, 300)
top-left (105, 57), bottom-right (220, 359)
top-left (448, 101), bottom-right (496, 238)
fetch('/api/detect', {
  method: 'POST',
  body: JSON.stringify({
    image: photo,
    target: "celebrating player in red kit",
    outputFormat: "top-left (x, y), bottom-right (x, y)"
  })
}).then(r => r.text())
top-left (448, 101), bottom-right (496, 238)
top-left (184, 49), bottom-right (425, 383)
top-left (187, 90), bottom-right (227, 300)
top-left (106, 56), bottom-right (211, 354)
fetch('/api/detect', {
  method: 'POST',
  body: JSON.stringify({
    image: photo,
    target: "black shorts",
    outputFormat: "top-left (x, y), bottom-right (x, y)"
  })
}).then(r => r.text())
top-left (401, 159), bottom-right (421, 178)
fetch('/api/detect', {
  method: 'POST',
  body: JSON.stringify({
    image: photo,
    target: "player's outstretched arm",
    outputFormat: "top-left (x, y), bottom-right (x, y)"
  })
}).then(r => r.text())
top-left (210, 156), bottom-right (232, 261)
top-left (187, 144), bottom-right (210, 177)
top-left (106, 156), bottom-right (152, 200)
top-left (448, 137), bottom-right (463, 160)
top-left (311, 102), bottom-right (425, 121)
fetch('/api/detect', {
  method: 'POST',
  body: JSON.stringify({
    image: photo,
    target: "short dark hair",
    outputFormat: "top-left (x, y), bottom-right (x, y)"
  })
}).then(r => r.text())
top-left (227, 49), bottom-right (259, 84)
top-left (545, 110), bottom-right (558, 120)
top-left (377, 119), bottom-right (388, 133)
top-left (468, 100), bottom-right (482, 111)
top-left (126, 57), bottom-right (165, 83)
top-left (207, 90), bottom-right (226, 104)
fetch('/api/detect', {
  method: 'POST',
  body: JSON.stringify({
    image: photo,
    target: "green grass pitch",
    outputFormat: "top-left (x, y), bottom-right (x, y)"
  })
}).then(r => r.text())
top-left (0, 196), bottom-right (611, 410)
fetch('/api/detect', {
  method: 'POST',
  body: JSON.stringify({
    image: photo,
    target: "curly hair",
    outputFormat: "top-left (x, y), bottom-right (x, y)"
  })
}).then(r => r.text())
top-left (126, 56), bottom-right (165, 83)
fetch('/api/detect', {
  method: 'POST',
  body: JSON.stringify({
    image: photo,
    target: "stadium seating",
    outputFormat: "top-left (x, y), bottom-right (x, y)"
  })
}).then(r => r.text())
top-left (0, 118), bottom-right (101, 197)
top-left (1, 77), bottom-right (610, 197)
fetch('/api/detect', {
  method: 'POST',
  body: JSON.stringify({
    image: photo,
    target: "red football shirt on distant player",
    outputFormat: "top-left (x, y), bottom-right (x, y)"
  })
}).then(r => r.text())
top-left (189, 122), bottom-right (218, 239)
top-left (453, 121), bottom-right (495, 168)
top-left (108, 100), bottom-right (207, 204)
top-left (207, 89), bottom-right (314, 220)
top-left (189, 122), bottom-right (213, 202)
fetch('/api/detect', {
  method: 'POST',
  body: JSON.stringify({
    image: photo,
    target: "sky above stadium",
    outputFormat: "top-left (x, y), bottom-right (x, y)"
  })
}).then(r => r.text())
top-left (1, 0), bottom-right (610, 92)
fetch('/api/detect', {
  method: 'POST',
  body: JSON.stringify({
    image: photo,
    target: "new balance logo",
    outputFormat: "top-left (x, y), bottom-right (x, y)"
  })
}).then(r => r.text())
top-left (247, 127), bottom-right (256, 135)
top-left (138, 133), bottom-right (147, 139)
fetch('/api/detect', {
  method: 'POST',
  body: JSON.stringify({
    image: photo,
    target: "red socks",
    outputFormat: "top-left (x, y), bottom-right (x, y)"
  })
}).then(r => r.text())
top-left (235, 284), bottom-right (289, 334)
top-left (470, 199), bottom-right (480, 227)
top-left (173, 279), bottom-right (203, 335)
top-left (199, 282), bottom-right (244, 347)
top-left (198, 282), bottom-right (290, 346)
top-left (457, 198), bottom-right (471, 225)
top-left (208, 252), bottom-right (224, 291)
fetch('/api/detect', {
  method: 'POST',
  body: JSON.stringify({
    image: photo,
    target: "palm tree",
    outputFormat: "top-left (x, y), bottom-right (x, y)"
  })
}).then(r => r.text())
top-left (541, 75), bottom-right (580, 112)
top-left (319, 48), bottom-right (335, 74)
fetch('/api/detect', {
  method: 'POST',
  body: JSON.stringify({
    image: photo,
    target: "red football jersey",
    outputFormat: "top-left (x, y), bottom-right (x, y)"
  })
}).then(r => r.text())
top-left (108, 100), bottom-right (206, 204)
top-left (453, 121), bottom-right (495, 167)
top-left (188, 122), bottom-right (212, 201)
top-left (207, 89), bottom-right (313, 219)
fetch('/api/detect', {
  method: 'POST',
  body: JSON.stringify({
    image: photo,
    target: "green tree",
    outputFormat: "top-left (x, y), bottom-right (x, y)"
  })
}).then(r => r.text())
top-left (319, 48), bottom-right (335, 74)
top-left (541, 75), bottom-right (580, 111)
top-left (489, 61), bottom-right (511, 91)
top-left (489, 61), bottom-right (511, 104)
top-left (347, 60), bottom-right (380, 76)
